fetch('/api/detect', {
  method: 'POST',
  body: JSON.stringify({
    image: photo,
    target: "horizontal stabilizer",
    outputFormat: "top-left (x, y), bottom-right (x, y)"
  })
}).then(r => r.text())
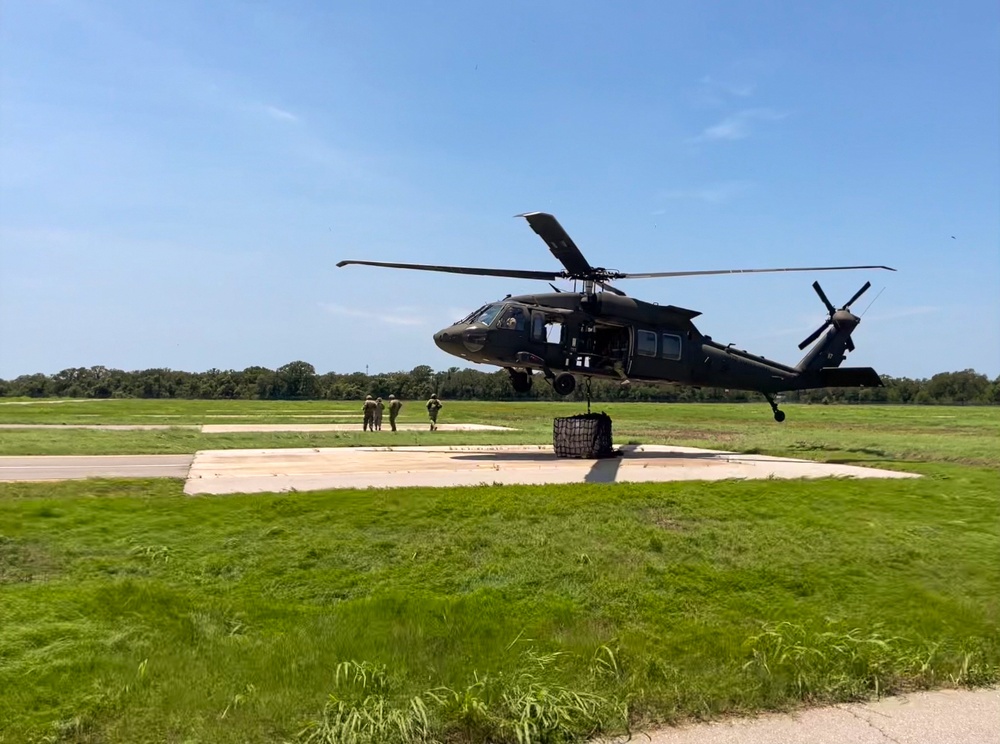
top-left (818, 367), bottom-right (883, 388)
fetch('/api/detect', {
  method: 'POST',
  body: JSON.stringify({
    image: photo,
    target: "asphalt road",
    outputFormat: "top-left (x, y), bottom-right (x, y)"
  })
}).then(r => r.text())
top-left (0, 455), bottom-right (193, 481)
top-left (604, 688), bottom-right (998, 744)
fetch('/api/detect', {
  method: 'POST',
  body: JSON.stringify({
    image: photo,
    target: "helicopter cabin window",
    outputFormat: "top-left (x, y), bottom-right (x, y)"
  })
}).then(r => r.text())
top-left (546, 320), bottom-right (563, 344)
top-left (661, 333), bottom-right (682, 360)
top-left (471, 304), bottom-right (504, 327)
top-left (531, 312), bottom-right (564, 343)
top-left (637, 330), bottom-right (657, 357)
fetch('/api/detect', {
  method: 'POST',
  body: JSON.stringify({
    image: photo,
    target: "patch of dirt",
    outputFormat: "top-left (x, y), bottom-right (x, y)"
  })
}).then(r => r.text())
top-left (644, 509), bottom-right (688, 531)
top-left (0, 536), bottom-right (61, 583)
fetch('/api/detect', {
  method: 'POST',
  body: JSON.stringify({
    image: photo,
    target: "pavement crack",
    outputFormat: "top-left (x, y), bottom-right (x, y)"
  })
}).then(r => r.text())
top-left (835, 702), bottom-right (905, 744)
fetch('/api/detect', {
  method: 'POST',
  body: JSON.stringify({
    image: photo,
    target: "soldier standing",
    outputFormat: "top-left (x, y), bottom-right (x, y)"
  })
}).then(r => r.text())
top-left (374, 397), bottom-right (385, 431)
top-left (425, 393), bottom-right (442, 431)
top-left (362, 394), bottom-right (377, 431)
top-left (388, 394), bottom-right (402, 432)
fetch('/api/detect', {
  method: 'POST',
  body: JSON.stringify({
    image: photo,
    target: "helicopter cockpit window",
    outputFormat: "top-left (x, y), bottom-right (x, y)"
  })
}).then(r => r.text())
top-left (459, 305), bottom-right (488, 324)
top-left (499, 305), bottom-right (527, 331)
top-left (531, 313), bottom-right (545, 341)
top-left (470, 304), bottom-right (504, 327)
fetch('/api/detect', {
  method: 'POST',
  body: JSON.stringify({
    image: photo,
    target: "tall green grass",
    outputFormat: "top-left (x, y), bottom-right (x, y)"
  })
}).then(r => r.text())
top-left (1, 462), bottom-right (997, 742)
top-left (1, 402), bottom-right (997, 741)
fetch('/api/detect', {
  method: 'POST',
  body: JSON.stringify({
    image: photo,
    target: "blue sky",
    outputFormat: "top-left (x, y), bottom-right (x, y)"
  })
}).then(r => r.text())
top-left (2, 0), bottom-right (998, 380)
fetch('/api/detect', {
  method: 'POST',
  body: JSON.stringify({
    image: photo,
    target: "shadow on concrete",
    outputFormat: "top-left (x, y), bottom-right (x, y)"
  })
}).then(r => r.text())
top-left (452, 448), bottom-right (736, 464)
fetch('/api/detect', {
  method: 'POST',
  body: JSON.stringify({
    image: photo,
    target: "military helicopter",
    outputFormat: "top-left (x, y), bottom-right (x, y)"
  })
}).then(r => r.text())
top-left (338, 212), bottom-right (895, 421)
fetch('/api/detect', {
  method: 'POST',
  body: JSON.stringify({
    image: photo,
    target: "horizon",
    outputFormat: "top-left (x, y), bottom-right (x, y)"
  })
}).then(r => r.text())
top-left (2, 359), bottom-right (995, 384)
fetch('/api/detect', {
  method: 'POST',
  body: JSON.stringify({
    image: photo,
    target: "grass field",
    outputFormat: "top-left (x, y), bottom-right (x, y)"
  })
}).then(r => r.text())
top-left (1, 400), bottom-right (998, 743)
top-left (1, 399), bottom-right (997, 466)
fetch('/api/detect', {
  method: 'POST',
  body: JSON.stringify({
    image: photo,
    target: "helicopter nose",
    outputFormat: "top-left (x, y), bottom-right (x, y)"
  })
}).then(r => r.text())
top-left (433, 325), bottom-right (464, 356)
top-left (434, 323), bottom-right (489, 356)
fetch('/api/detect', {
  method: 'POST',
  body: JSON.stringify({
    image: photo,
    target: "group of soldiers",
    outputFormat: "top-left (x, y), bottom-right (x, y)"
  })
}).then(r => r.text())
top-left (362, 393), bottom-right (443, 432)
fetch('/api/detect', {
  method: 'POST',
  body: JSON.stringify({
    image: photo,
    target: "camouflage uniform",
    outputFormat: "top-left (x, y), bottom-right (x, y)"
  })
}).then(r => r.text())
top-left (388, 395), bottom-right (402, 432)
top-left (426, 394), bottom-right (442, 431)
top-left (362, 395), bottom-right (377, 431)
top-left (374, 397), bottom-right (384, 431)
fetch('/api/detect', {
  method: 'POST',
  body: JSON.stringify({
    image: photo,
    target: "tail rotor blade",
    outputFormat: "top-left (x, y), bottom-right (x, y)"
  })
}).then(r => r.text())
top-left (812, 282), bottom-right (836, 315)
top-left (798, 320), bottom-right (832, 350)
top-left (842, 281), bottom-right (872, 310)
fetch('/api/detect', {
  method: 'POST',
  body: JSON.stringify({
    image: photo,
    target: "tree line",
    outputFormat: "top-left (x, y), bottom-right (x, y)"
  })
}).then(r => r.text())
top-left (1, 363), bottom-right (997, 405)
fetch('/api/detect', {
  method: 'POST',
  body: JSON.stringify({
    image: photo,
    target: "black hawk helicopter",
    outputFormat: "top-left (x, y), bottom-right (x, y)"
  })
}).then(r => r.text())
top-left (338, 212), bottom-right (895, 421)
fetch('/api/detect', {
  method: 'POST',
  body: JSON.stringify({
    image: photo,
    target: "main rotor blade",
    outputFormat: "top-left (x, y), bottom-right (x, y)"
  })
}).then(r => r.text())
top-left (518, 212), bottom-right (595, 276)
top-left (336, 260), bottom-right (559, 282)
top-left (620, 265), bottom-right (896, 280)
top-left (812, 281), bottom-right (836, 316)
top-left (842, 281), bottom-right (872, 310)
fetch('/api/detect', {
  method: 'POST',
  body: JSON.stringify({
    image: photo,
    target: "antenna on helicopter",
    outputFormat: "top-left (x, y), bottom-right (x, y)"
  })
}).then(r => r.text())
top-left (860, 287), bottom-right (886, 317)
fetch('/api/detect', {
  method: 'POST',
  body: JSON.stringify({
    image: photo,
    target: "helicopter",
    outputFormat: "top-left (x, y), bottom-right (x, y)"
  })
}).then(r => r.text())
top-left (338, 212), bottom-right (895, 422)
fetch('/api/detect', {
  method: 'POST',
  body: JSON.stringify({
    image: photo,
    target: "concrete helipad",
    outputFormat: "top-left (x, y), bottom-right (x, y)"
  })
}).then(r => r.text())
top-left (183, 444), bottom-right (918, 495)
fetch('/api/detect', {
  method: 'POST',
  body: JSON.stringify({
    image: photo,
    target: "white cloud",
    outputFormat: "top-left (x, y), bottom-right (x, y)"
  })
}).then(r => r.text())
top-left (690, 108), bottom-right (787, 143)
top-left (723, 82), bottom-right (755, 98)
top-left (658, 181), bottom-right (752, 204)
top-left (321, 303), bottom-right (426, 327)
top-left (696, 75), bottom-right (756, 106)
top-left (264, 105), bottom-right (299, 122)
top-left (863, 305), bottom-right (938, 322)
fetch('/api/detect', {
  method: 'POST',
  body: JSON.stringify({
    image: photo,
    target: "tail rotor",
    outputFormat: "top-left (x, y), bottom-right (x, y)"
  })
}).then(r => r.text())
top-left (798, 280), bottom-right (871, 351)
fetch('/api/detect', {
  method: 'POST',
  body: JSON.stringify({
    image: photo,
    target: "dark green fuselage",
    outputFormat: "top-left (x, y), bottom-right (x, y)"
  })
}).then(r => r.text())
top-left (433, 291), bottom-right (880, 394)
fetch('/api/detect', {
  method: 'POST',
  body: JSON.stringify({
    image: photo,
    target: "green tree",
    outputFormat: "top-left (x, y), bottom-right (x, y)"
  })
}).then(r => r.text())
top-left (926, 369), bottom-right (991, 404)
top-left (276, 361), bottom-right (318, 399)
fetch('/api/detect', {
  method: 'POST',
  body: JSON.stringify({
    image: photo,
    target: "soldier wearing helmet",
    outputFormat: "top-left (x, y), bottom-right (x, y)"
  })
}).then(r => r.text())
top-left (388, 394), bottom-right (402, 432)
top-left (362, 394), bottom-right (377, 432)
top-left (425, 393), bottom-right (442, 431)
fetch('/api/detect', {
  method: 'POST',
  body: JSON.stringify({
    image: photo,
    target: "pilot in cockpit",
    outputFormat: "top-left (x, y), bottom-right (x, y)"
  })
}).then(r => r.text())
top-left (500, 305), bottom-right (527, 331)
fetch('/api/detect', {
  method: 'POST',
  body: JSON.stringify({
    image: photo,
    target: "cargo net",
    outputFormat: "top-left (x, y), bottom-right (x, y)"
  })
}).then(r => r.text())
top-left (553, 412), bottom-right (616, 459)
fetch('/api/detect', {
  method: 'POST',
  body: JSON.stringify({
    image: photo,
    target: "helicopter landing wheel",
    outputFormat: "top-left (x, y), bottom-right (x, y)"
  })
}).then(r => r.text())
top-left (764, 393), bottom-right (785, 423)
top-left (507, 368), bottom-right (532, 393)
top-left (553, 373), bottom-right (576, 396)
